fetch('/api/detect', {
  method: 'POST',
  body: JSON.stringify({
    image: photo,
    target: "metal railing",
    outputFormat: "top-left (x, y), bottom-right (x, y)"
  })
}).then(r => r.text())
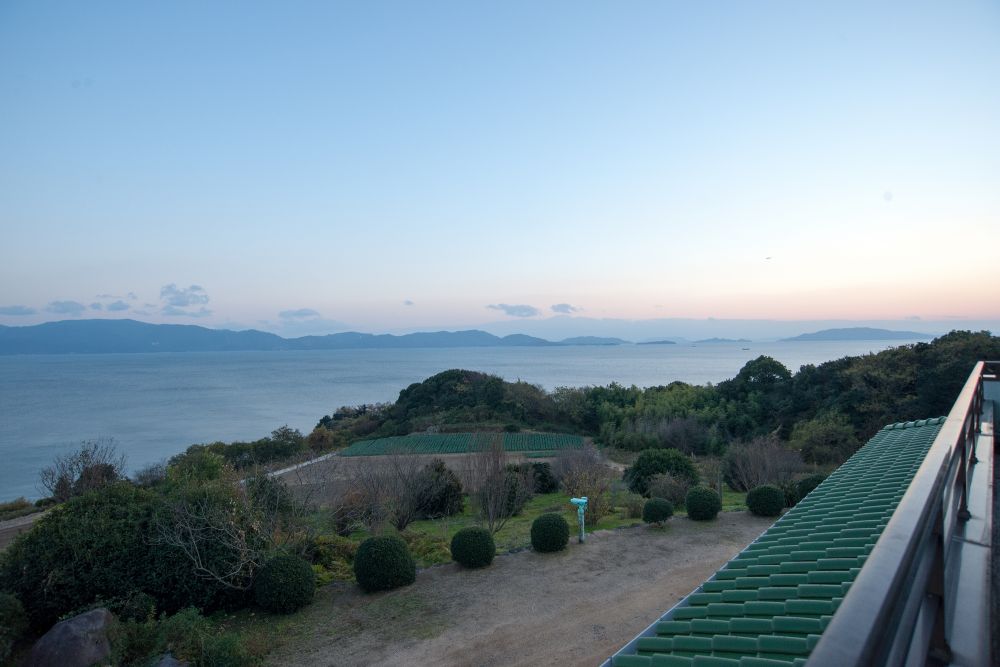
top-left (808, 361), bottom-right (997, 666)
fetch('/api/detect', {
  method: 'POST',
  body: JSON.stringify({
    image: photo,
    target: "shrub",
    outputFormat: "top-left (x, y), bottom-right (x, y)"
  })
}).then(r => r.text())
top-left (159, 607), bottom-right (214, 662)
top-left (685, 486), bottom-right (721, 521)
top-left (133, 462), bottom-right (167, 487)
top-left (0, 483), bottom-right (160, 629)
top-left (624, 449), bottom-right (700, 496)
top-left (201, 631), bottom-right (254, 667)
top-left (244, 474), bottom-right (295, 517)
top-left (420, 460), bottom-right (464, 518)
top-left (116, 590), bottom-right (157, 622)
top-left (401, 531), bottom-right (451, 566)
top-left (450, 527), bottom-right (496, 568)
top-left (531, 462), bottom-right (559, 494)
top-left (796, 474), bottom-right (827, 501)
top-left (531, 513), bottom-right (569, 553)
top-left (642, 498), bottom-right (674, 525)
top-left (779, 479), bottom-right (799, 507)
top-left (0, 593), bottom-right (27, 664)
top-left (502, 464), bottom-right (532, 516)
top-left (167, 449), bottom-right (227, 483)
top-left (354, 535), bottom-right (416, 592)
top-left (0, 498), bottom-right (33, 522)
top-left (39, 438), bottom-right (127, 502)
top-left (310, 535), bottom-right (357, 568)
top-left (149, 481), bottom-right (263, 614)
top-left (254, 554), bottom-right (315, 614)
top-left (647, 472), bottom-right (691, 508)
top-left (746, 485), bottom-right (785, 517)
top-left (622, 492), bottom-right (645, 519)
top-left (110, 605), bottom-right (258, 667)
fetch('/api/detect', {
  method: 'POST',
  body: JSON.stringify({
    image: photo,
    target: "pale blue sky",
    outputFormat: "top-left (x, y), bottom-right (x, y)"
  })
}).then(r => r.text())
top-left (1, 1), bottom-right (998, 335)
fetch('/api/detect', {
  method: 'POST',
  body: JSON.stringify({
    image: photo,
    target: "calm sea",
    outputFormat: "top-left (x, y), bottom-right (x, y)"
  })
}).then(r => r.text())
top-left (0, 340), bottom-right (916, 500)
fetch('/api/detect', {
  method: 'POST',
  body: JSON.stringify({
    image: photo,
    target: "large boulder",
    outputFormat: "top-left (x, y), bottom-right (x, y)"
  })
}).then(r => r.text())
top-left (26, 608), bottom-right (113, 667)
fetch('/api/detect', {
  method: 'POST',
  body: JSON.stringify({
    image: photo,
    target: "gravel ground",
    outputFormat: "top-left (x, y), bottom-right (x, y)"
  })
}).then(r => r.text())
top-left (264, 511), bottom-right (774, 667)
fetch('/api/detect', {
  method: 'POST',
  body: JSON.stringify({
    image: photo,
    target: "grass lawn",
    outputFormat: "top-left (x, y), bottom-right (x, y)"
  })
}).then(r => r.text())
top-left (404, 492), bottom-right (643, 556)
top-left (307, 486), bottom-right (748, 578)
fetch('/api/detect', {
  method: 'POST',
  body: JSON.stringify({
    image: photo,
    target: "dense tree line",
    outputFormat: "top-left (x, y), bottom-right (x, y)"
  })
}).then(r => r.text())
top-left (314, 331), bottom-right (1000, 465)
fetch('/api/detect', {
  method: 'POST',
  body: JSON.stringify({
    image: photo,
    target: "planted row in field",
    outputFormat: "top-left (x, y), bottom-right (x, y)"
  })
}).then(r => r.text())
top-left (340, 432), bottom-right (584, 457)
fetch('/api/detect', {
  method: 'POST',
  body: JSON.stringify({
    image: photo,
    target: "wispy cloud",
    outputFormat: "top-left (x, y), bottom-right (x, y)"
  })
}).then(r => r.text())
top-left (551, 303), bottom-right (581, 314)
top-left (97, 292), bottom-right (138, 301)
top-left (160, 284), bottom-right (212, 317)
top-left (403, 299), bottom-right (415, 306)
top-left (107, 300), bottom-right (130, 312)
top-left (487, 303), bottom-right (539, 317)
top-left (0, 305), bottom-right (36, 316)
top-left (45, 300), bottom-right (87, 316)
top-left (162, 305), bottom-right (212, 317)
top-left (90, 302), bottom-right (103, 310)
top-left (279, 308), bottom-right (320, 320)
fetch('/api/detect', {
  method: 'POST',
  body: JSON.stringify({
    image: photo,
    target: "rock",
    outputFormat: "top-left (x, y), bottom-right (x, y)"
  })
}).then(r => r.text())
top-left (153, 653), bottom-right (192, 667)
top-left (26, 608), bottom-right (113, 667)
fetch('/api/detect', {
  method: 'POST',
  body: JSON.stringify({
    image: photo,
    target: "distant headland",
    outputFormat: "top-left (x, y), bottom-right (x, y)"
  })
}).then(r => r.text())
top-left (781, 327), bottom-right (933, 342)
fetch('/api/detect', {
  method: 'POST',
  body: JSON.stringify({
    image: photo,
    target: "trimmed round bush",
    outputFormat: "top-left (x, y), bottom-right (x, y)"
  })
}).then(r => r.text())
top-left (685, 486), bottom-right (722, 521)
top-left (450, 527), bottom-right (496, 568)
top-left (746, 485), bottom-right (785, 517)
top-left (354, 535), bottom-right (416, 592)
top-left (254, 554), bottom-right (316, 614)
top-left (642, 498), bottom-right (674, 525)
top-left (624, 449), bottom-right (700, 496)
top-left (0, 593), bottom-right (27, 664)
top-left (796, 474), bottom-right (827, 501)
top-left (531, 513), bottom-right (570, 553)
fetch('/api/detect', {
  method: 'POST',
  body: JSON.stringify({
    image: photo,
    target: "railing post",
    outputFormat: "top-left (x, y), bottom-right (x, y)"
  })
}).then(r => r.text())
top-left (927, 503), bottom-right (951, 664)
top-left (957, 423), bottom-right (972, 522)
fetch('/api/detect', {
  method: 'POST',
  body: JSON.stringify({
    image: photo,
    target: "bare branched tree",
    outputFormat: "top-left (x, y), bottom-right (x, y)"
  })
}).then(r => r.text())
top-left (346, 449), bottom-right (435, 532)
top-left (467, 434), bottom-right (532, 534)
top-left (723, 434), bottom-right (803, 492)
top-left (554, 444), bottom-right (615, 522)
top-left (39, 437), bottom-right (127, 502)
top-left (153, 482), bottom-right (264, 590)
top-left (153, 457), bottom-right (339, 590)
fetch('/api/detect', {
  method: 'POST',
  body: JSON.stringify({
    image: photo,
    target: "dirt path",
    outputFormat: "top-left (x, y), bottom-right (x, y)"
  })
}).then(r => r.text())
top-left (0, 511), bottom-right (45, 550)
top-left (266, 511), bottom-right (774, 667)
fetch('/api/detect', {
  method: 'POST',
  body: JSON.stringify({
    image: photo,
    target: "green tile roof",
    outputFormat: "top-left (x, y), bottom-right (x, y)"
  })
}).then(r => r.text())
top-left (609, 417), bottom-right (946, 667)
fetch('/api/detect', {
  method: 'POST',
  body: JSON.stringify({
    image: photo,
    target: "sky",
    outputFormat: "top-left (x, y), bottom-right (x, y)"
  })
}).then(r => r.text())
top-left (1, 1), bottom-right (998, 337)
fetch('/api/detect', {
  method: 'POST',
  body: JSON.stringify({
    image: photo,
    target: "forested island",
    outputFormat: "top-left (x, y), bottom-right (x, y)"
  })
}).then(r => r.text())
top-left (782, 327), bottom-right (932, 341)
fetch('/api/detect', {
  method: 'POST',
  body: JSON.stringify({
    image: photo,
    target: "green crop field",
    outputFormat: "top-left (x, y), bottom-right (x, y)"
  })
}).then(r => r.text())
top-left (339, 432), bottom-right (585, 456)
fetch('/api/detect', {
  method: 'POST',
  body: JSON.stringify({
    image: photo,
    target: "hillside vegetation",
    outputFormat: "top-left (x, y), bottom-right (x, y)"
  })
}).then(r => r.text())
top-left (312, 330), bottom-right (999, 465)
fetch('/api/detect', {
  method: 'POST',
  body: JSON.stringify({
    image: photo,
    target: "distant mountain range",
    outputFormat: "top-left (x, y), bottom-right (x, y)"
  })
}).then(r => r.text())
top-left (782, 327), bottom-right (933, 342)
top-left (0, 320), bottom-right (629, 355)
top-left (0, 320), bottom-right (941, 355)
